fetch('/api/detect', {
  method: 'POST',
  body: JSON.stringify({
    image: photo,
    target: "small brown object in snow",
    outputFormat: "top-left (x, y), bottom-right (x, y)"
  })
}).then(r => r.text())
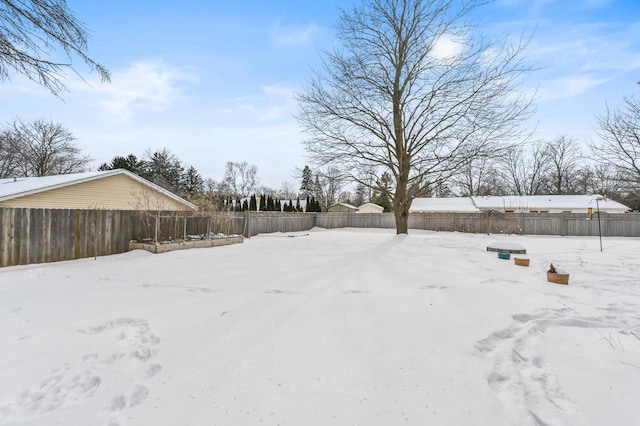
top-left (548, 263), bottom-right (556, 273)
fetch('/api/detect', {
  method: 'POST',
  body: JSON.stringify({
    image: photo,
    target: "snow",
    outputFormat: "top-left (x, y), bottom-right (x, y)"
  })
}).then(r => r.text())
top-left (0, 171), bottom-right (110, 200)
top-left (410, 197), bottom-right (479, 212)
top-left (0, 170), bottom-right (195, 209)
top-left (1, 228), bottom-right (639, 426)
top-left (471, 195), bottom-right (629, 213)
top-left (410, 195), bottom-right (630, 213)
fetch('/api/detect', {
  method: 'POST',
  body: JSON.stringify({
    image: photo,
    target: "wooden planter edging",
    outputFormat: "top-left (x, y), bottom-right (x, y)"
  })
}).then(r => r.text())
top-left (514, 257), bottom-right (530, 267)
top-left (129, 236), bottom-right (243, 254)
top-left (486, 242), bottom-right (526, 254)
top-left (547, 271), bottom-right (569, 285)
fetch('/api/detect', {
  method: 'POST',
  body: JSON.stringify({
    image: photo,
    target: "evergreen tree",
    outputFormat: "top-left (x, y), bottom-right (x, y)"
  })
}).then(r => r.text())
top-left (250, 194), bottom-right (257, 211)
top-left (307, 196), bottom-right (321, 212)
top-left (353, 183), bottom-right (367, 206)
top-left (242, 199), bottom-right (249, 211)
top-left (260, 194), bottom-right (267, 211)
top-left (300, 165), bottom-right (314, 195)
top-left (372, 172), bottom-right (394, 212)
top-left (98, 154), bottom-right (143, 175)
top-left (296, 197), bottom-right (301, 212)
top-left (141, 148), bottom-right (184, 193)
top-left (182, 166), bottom-right (204, 198)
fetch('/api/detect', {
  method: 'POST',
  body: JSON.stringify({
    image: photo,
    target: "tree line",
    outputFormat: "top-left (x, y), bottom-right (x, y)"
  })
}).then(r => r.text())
top-left (1, 112), bottom-right (639, 211)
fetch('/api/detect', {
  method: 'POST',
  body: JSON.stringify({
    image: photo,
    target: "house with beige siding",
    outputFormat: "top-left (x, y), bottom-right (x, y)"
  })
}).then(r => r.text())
top-left (328, 203), bottom-right (358, 213)
top-left (0, 169), bottom-right (196, 211)
top-left (357, 203), bottom-right (384, 213)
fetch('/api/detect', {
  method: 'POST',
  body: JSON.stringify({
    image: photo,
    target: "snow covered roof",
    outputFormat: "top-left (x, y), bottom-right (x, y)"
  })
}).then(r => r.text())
top-left (330, 203), bottom-right (358, 210)
top-left (358, 203), bottom-right (384, 212)
top-left (410, 195), bottom-right (630, 213)
top-left (410, 197), bottom-right (480, 212)
top-left (0, 169), bottom-right (197, 210)
top-left (471, 195), bottom-right (629, 212)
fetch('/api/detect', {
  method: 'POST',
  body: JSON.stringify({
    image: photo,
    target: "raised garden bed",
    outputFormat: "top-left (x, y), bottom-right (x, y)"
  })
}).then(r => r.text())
top-left (129, 235), bottom-right (243, 254)
top-left (547, 271), bottom-right (569, 285)
top-left (486, 242), bottom-right (526, 254)
top-left (547, 263), bottom-right (569, 285)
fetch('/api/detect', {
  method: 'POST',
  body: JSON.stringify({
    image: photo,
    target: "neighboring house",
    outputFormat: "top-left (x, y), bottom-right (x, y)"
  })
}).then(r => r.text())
top-left (411, 197), bottom-right (480, 213)
top-left (357, 203), bottom-right (384, 213)
top-left (411, 195), bottom-right (629, 214)
top-left (471, 195), bottom-right (629, 214)
top-left (0, 169), bottom-right (197, 211)
top-left (329, 203), bottom-right (359, 213)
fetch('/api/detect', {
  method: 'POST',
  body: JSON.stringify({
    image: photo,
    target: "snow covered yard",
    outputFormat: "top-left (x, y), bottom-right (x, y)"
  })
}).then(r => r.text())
top-left (1, 228), bottom-right (639, 426)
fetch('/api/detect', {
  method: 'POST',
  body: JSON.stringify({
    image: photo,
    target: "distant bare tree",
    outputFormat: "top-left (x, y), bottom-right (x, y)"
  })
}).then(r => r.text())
top-left (588, 163), bottom-right (626, 197)
top-left (500, 142), bottom-right (549, 195)
top-left (544, 135), bottom-right (583, 194)
top-left (278, 181), bottom-right (299, 200)
top-left (593, 97), bottom-right (640, 186)
top-left (4, 119), bottom-right (90, 176)
top-left (297, 0), bottom-right (534, 233)
top-left (0, 127), bottom-right (20, 177)
top-left (313, 166), bottom-right (349, 211)
top-left (452, 156), bottom-right (504, 196)
top-left (222, 161), bottom-right (259, 198)
top-left (0, 0), bottom-right (110, 96)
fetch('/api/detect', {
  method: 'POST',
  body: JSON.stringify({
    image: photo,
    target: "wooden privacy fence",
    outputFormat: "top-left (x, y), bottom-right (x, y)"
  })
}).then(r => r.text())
top-left (1, 207), bottom-right (639, 267)
top-left (315, 211), bottom-right (640, 237)
top-left (0, 208), bottom-right (247, 267)
top-left (0, 209), bottom-right (317, 267)
top-left (0, 208), bottom-right (136, 267)
top-left (137, 212), bottom-right (314, 240)
top-left (242, 212), bottom-right (315, 237)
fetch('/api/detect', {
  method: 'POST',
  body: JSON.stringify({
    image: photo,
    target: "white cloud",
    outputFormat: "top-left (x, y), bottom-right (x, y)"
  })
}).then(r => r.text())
top-left (225, 84), bottom-right (297, 123)
top-left (71, 60), bottom-right (199, 120)
top-left (272, 20), bottom-right (320, 46)
top-left (520, 19), bottom-right (640, 102)
top-left (537, 74), bottom-right (608, 101)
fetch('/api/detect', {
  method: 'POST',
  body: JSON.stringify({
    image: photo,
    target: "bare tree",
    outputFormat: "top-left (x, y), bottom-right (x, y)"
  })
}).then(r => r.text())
top-left (297, 0), bottom-right (534, 233)
top-left (451, 156), bottom-right (504, 196)
top-left (278, 181), bottom-right (299, 200)
top-left (588, 163), bottom-right (626, 197)
top-left (0, 0), bottom-right (110, 96)
top-left (544, 135), bottom-right (583, 194)
top-left (313, 166), bottom-right (349, 211)
top-left (222, 161), bottom-right (259, 198)
top-left (5, 119), bottom-right (90, 176)
top-left (593, 97), bottom-right (640, 186)
top-left (0, 127), bottom-right (20, 177)
top-left (500, 142), bottom-right (549, 195)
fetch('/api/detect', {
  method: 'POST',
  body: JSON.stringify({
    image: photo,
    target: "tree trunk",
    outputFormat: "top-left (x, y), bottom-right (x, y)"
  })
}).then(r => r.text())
top-left (394, 203), bottom-right (409, 234)
top-left (393, 173), bottom-right (410, 234)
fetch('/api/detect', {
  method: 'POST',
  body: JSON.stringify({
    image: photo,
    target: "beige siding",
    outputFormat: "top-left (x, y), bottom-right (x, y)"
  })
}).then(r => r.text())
top-left (0, 174), bottom-right (193, 211)
top-left (357, 204), bottom-right (384, 213)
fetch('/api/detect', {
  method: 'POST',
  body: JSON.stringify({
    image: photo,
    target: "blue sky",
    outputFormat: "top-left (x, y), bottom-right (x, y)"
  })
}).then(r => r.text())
top-left (1, 0), bottom-right (639, 188)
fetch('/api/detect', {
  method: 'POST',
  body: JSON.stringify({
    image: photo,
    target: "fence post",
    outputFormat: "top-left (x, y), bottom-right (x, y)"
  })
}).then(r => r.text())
top-left (243, 211), bottom-right (250, 238)
top-left (183, 216), bottom-right (187, 241)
